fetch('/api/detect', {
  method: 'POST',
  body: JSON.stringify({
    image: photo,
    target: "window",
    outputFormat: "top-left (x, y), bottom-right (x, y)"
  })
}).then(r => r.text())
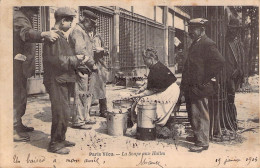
top-left (174, 15), bottom-right (185, 30)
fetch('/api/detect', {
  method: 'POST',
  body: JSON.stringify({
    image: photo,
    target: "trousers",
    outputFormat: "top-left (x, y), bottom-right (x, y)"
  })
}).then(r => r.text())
top-left (13, 61), bottom-right (27, 127)
top-left (186, 96), bottom-right (210, 147)
top-left (225, 79), bottom-right (238, 130)
top-left (46, 80), bottom-right (72, 144)
top-left (72, 73), bottom-right (93, 126)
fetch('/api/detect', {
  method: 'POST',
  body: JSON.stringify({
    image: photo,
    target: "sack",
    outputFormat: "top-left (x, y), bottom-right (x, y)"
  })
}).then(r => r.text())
top-left (191, 81), bottom-right (216, 98)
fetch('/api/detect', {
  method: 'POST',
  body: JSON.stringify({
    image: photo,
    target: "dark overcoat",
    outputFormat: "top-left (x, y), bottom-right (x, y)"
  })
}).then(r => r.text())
top-left (13, 10), bottom-right (42, 78)
top-left (181, 35), bottom-right (225, 99)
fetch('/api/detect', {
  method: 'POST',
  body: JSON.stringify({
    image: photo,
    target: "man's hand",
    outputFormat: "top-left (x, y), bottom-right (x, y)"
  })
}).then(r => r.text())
top-left (94, 47), bottom-right (104, 53)
top-left (76, 55), bottom-right (85, 61)
top-left (14, 54), bottom-right (27, 61)
top-left (41, 30), bottom-right (59, 42)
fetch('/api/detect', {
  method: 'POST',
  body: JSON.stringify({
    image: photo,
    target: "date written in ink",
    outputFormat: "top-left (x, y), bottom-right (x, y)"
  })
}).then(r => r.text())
top-left (215, 156), bottom-right (258, 166)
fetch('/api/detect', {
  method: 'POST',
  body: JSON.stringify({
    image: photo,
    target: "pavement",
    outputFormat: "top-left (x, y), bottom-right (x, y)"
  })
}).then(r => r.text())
top-left (13, 84), bottom-right (259, 168)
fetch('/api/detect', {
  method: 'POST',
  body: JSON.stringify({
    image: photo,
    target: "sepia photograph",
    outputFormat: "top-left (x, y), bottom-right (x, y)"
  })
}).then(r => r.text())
top-left (0, 1), bottom-right (259, 167)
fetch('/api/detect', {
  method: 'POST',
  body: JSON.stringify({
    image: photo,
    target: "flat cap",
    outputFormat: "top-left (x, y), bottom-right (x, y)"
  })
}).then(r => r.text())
top-left (55, 7), bottom-right (76, 18)
top-left (82, 10), bottom-right (98, 22)
top-left (187, 18), bottom-right (208, 26)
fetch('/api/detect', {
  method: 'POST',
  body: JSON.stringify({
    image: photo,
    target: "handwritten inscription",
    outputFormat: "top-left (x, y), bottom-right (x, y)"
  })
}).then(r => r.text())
top-left (66, 158), bottom-right (80, 163)
top-left (13, 155), bottom-right (20, 163)
top-left (14, 154), bottom-right (45, 164)
top-left (216, 156), bottom-right (258, 166)
top-left (136, 155), bottom-right (164, 168)
top-left (13, 151), bottom-right (166, 167)
top-left (84, 157), bottom-right (100, 165)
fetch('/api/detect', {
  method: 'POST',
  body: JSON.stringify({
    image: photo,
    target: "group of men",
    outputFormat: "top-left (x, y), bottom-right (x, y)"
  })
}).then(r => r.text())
top-left (13, 6), bottom-right (243, 154)
top-left (14, 7), bottom-right (108, 154)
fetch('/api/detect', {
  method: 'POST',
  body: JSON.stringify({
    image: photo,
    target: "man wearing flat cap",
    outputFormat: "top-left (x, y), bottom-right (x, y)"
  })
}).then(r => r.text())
top-left (43, 7), bottom-right (86, 154)
top-left (180, 18), bottom-right (225, 152)
top-left (13, 6), bottom-right (60, 142)
top-left (68, 10), bottom-right (99, 129)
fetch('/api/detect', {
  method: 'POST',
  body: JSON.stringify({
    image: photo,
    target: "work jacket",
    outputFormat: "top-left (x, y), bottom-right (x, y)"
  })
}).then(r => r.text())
top-left (43, 29), bottom-right (79, 90)
top-left (68, 23), bottom-right (95, 73)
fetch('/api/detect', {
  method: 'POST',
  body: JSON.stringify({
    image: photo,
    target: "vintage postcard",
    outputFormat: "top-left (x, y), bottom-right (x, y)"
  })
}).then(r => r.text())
top-left (0, 0), bottom-right (259, 167)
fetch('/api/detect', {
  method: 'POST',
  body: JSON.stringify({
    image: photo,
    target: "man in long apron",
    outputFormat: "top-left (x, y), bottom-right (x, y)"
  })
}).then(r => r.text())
top-left (92, 33), bottom-right (109, 118)
top-left (180, 18), bottom-right (225, 152)
top-left (68, 10), bottom-right (98, 129)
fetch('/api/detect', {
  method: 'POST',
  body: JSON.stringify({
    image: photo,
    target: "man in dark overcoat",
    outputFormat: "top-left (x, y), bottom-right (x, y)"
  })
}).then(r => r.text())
top-left (180, 18), bottom-right (225, 152)
top-left (13, 6), bottom-right (59, 142)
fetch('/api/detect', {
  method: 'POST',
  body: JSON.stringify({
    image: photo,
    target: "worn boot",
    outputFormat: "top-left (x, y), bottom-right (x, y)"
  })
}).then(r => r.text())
top-left (15, 123), bottom-right (34, 132)
top-left (99, 98), bottom-right (108, 118)
top-left (14, 129), bottom-right (30, 142)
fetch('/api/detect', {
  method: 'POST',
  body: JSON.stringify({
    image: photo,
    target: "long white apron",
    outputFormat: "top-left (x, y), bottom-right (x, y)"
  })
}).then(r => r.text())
top-left (138, 83), bottom-right (180, 126)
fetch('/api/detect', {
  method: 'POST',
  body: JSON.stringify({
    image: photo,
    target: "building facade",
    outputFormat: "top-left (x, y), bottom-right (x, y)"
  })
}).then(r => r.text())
top-left (16, 6), bottom-right (190, 94)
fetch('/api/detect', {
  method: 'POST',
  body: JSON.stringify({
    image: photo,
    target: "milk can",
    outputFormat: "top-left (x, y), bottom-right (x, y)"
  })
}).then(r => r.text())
top-left (107, 110), bottom-right (128, 136)
top-left (136, 103), bottom-right (157, 140)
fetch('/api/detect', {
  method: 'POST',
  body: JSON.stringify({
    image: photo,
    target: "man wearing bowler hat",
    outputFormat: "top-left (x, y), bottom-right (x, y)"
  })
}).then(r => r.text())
top-left (180, 18), bottom-right (225, 152)
top-left (68, 10), bottom-right (99, 129)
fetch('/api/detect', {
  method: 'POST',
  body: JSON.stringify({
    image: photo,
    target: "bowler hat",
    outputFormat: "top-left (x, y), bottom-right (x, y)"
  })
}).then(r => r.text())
top-left (55, 7), bottom-right (76, 18)
top-left (187, 18), bottom-right (208, 26)
top-left (82, 10), bottom-right (98, 23)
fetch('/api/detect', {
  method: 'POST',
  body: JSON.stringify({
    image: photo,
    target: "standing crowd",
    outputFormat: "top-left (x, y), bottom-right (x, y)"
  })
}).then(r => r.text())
top-left (14, 7), bottom-right (108, 154)
top-left (14, 6), bottom-right (243, 154)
